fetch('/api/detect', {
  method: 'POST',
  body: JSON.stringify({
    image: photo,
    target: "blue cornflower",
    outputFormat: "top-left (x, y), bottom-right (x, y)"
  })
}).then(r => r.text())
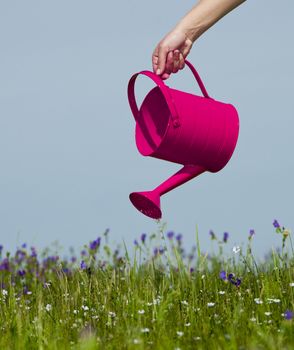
top-left (284, 310), bottom-right (293, 320)
top-left (141, 233), bottom-right (147, 244)
top-left (273, 220), bottom-right (280, 228)
top-left (166, 231), bottom-right (174, 240)
top-left (80, 260), bottom-right (87, 270)
top-left (223, 232), bottom-right (229, 243)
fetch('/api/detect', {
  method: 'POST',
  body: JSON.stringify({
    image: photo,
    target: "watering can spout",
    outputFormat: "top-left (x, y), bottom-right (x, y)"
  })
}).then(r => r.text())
top-left (129, 164), bottom-right (206, 219)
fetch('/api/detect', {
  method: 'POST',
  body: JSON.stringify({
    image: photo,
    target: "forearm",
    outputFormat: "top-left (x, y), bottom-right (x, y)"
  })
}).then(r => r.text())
top-left (174, 0), bottom-right (246, 42)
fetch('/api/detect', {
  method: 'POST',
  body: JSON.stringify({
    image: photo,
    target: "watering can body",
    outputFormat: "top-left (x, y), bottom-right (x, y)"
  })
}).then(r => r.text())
top-left (128, 60), bottom-right (239, 219)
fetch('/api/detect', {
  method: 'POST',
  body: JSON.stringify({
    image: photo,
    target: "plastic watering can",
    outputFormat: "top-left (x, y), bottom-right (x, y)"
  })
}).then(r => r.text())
top-left (127, 60), bottom-right (239, 219)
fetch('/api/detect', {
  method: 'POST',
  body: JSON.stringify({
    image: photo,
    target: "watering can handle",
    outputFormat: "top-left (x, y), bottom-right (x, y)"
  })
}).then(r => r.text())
top-left (127, 60), bottom-right (210, 128)
top-left (128, 70), bottom-right (181, 127)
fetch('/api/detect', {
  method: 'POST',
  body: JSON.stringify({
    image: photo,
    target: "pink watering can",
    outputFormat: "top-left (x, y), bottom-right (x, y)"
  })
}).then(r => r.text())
top-left (127, 60), bottom-right (239, 219)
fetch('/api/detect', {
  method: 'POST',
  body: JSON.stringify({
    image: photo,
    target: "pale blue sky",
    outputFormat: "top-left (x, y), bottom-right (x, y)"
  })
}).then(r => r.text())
top-left (0, 1), bottom-right (293, 258)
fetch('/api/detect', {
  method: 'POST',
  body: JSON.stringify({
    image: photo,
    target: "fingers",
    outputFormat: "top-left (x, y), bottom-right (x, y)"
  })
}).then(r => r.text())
top-left (157, 43), bottom-right (169, 76)
top-left (152, 44), bottom-right (187, 79)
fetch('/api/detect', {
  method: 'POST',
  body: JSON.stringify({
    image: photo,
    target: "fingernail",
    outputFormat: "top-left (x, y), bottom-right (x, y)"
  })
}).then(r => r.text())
top-left (156, 68), bottom-right (161, 75)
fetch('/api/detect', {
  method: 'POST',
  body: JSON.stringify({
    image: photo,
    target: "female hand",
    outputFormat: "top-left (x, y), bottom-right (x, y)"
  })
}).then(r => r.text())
top-left (152, 29), bottom-right (193, 80)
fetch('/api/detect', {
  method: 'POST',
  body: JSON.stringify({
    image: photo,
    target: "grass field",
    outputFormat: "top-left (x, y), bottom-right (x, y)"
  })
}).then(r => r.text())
top-left (0, 220), bottom-right (294, 350)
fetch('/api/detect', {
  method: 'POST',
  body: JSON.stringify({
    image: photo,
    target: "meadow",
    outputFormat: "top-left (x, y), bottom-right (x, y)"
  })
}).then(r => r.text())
top-left (0, 220), bottom-right (294, 350)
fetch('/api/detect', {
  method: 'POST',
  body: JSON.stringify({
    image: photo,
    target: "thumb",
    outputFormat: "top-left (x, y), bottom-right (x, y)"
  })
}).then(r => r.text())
top-left (156, 44), bottom-right (169, 75)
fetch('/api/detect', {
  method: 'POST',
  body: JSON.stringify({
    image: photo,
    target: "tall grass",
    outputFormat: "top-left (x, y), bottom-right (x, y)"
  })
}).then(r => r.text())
top-left (0, 220), bottom-right (293, 350)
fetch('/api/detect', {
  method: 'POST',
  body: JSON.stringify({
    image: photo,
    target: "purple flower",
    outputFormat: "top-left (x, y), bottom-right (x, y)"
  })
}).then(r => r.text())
top-left (273, 220), bottom-right (280, 228)
top-left (176, 233), bottom-right (183, 242)
top-left (190, 267), bottom-right (194, 273)
top-left (141, 233), bottom-right (147, 244)
top-left (159, 247), bottom-right (165, 254)
top-left (153, 247), bottom-right (159, 256)
top-left (18, 269), bottom-right (26, 277)
top-left (80, 260), bottom-right (87, 270)
top-left (219, 270), bottom-right (227, 280)
top-left (133, 239), bottom-right (139, 246)
top-left (30, 247), bottom-right (37, 258)
top-left (166, 231), bottom-right (174, 240)
top-left (21, 243), bottom-right (27, 249)
top-left (249, 229), bottom-right (255, 239)
top-left (209, 230), bottom-right (216, 240)
top-left (89, 237), bottom-right (101, 251)
top-left (81, 250), bottom-right (87, 256)
top-left (71, 256), bottom-right (77, 263)
top-left (284, 310), bottom-right (293, 320)
top-left (0, 244), bottom-right (3, 252)
top-left (0, 258), bottom-right (10, 271)
top-left (223, 232), bottom-right (229, 243)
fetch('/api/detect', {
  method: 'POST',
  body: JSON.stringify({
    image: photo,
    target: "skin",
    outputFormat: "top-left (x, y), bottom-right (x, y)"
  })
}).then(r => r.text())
top-left (152, 0), bottom-right (246, 80)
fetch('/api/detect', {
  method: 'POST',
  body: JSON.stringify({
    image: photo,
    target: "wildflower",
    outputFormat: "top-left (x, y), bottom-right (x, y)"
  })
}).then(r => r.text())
top-left (219, 271), bottom-right (227, 280)
top-left (209, 230), bottom-right (216, 240)
top-left (141, 328), bottom-right (150, 333)
top-left (250, 317), bottom-right (257, 322)
top-left (2, 289), bottom-right (8, 296)
top-left (80, 260), bottom-right (87, 270)
top-left (153, 247), bottom-right (159, 256)
top-left (176, 233), bottom-right (183, 242)
top-left (159, 247), bottom-right (165, 254)
top-left (283, 228), bottom-right (291, 238)
top-left (89, 237), bottom-right (101, 250)
top-left (18, 269), bottom-right (26, 277)
top-left (0, 258), bottom-right (9, 271)
top-left (232, 246), bottom-right (241, 254)
top-left (254, 298), bottom-right (263, 305)
top-left (167, 231), bottom-right (174, 240)
top-left (73, 309), bottom-right (78, 314)
top-left (133, 339), bottom-right (140, 344)
top-left (138, 309), bottom-right (145, 314)
top-left (45, 304), bottom-right (52, 312)
top-left (21, 243), bottom-right (27, 248)
top-left (181, 300), bottom-right (188, 306)
top-left (249, 229), bottom-right (255, 239)
top-left (140, 233), bottom-right (147, 244)
top-left (176, 331), bottom-right (184, 337)
top-left (81, 250), bottom-right (87, 256)
top-left (108, 311), bottom-right (116, 318)
top-left (207, 302), bottom-right (215, 307)
top-left (81, 305), bottom-right (89, 311)
top-left (133, 239), bottom-right (139, 246)
top-left (0, 244), bottom-right (3, 253)
top-left (30, 247), bottom-right (37, 258)
top-left (184, 322), bottom-right (191, 327)
top-left (219, 291), bottom-right (226, 295)
top-left (273, 219), bottom-right (280, 228)
top-left (264, 312), bottom-right (271, 316)
top-left (289, 283), bottom-right (294, 287)
top-left (223, 232), bottom-right (229, 243)
top-left (284, 310), bottom-right (293, 320)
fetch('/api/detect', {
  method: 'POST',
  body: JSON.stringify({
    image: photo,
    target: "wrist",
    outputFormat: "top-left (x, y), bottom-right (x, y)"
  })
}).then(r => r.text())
top-left (174, 19), bottom-right (207, 43)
